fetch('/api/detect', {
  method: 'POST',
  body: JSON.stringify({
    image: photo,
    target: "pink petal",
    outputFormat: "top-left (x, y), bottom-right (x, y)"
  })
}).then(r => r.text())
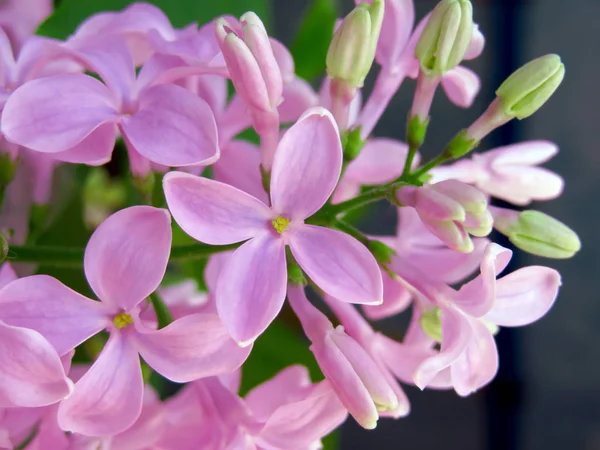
top-left (1, 74), bottom-right (118, 152)
top-left (453, 243), bottom-right (512, 318)
top-left (441, 66), bottom-right (481, 108)
top-left (269, 38), bottom-right (294, 83)
top-left (216, 234), bottom-right (287, 346)
top-left (479, 166), bottom-right (564, 205)
top-left (84, 206), bottom-right (172, 311)
top-left (213, 140), bottom-right (269, 204)
top-left (414, 307), bottom-right (472, 390)
top-left (0, 275), bottom-right (109, 355)
top-left (163, 171), bottom-right (271, 245)
top-left (191, 74), bottom-right (228, 114)
top-left (344, 138), bottom-right (412, 186)
top-left (368, 0), bottom-right (414, 66)
top-left (484, 266), bottom-right (561, 327)
top-left (289, 225), bottom-right (383, 305)
top-left (57, 333), bottom-right (143, 436)
top-left (270, 108), bottom-right (342, 220)
top-left (0, 321), bottom-right (72, 407)
top-left (363, 271), bottom-right (413, 320)
top-left (51, 123), bottom-right (117, 166)
top-left (463, 25), bottom-right (485, 60)
top-left (278, 77), bottom-right (319, 123)
top-left (0, 263), bottom-right (17, 288)
top-left (122, 84), bottom-right (219, 167)
top-left (451, 318), bottom-right (498, 396)
top-left (134, 313), bottom-right (251, 383)
top-left (257, 381), bottom-right (348, 449)
top-left (483, 140), bottom-right (559, 166)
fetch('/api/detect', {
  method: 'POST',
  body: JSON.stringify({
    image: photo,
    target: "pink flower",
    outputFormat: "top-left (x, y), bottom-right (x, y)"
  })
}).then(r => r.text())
top-left (164, 107), bottom-right (383, 345)
top-left (0, 0), bottom-right (52, 51)
top-left (430, 140), bottom-right (564, 205)
top-left (1, 39), bottom-right (220, 175)
top-left (288, 284), bottom-right (401, 429)
top-left (0, 206), bottom-right (250, 435)
top-left (396, 179), bottom-right (493, 252)
top-left (389, 243), bottom-right (561, 395)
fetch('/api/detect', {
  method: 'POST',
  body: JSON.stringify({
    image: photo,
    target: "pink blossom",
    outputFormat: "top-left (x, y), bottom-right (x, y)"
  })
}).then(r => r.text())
top-left (0, 0), bottom-right (53, 51)
top-left (0, 206), bottom-right (250, 435)
top-left (430, 140), bottom-right (564, 205)
top-left (164, 108), bottom-right (383, 346)
top-left (396, 179), bottom-right (493, 252)
top-left (1, 39), bottom-right (220, 176)
top-left (289, 284), bottom-right (401, 429)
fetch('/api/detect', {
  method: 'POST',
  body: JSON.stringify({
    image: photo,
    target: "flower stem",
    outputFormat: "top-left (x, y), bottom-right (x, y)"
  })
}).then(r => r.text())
top-left (334, 219), bottom-right (369, 246)
top-left (410, 153), bottom-right (450, 179)
top-left (149, 291), bottom-right (173, 329)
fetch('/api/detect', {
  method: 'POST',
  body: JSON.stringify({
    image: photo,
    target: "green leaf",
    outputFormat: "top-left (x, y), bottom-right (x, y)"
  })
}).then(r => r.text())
top-left (37, 0), bottom-right (272, 39)
top-left (291, 0), bottom-right (338, 80)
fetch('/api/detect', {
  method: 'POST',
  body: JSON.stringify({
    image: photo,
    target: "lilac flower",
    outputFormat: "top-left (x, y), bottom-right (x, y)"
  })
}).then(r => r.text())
top-left (0, 0), bottom-right (53, 51)
top-left (0, 206), bottom-right (250, 435)
top-left (164, 107), bottom-right (383, 345)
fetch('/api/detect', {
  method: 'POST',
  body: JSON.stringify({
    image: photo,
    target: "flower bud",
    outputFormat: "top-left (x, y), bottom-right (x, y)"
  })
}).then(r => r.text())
top-left (326, 0), bottom-right (385, 88)
top-left (496, 54), bottom-right (565, 120)
top-left (491, 207), bottom-right (580, 259)
top-left (415, 0), bottom-right (473, 77)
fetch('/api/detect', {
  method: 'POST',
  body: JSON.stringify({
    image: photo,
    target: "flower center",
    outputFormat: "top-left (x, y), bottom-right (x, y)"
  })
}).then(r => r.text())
top-left (271, 216), bottom-right (290, 234)
top-left (113, 312), bottom-right (133, 329)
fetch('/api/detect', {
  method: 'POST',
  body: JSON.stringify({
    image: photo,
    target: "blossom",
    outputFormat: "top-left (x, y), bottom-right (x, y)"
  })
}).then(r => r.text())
top-left (0, 0), bottom-right (53, 51)
top-left (164, 107), bottom-right (383, 345)
top-left (0, 206), bottom-right (250, 435)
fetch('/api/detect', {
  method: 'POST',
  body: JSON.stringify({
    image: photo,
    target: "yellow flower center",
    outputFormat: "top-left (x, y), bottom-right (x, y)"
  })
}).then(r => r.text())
top-left (113, 312), bottom-right (133, 329)
top-left (271, 216), bottom-right (290, 234)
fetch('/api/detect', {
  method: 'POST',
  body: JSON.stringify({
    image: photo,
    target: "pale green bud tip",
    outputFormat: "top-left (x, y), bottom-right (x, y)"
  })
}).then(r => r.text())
top-left (415, 0), bottom-right (473, 76)
top-left (503, 210), bottom-right (581, 259)
top-left (419, 308), bottom-right (443, 342)
top-left (496, 54), bottom-right (565, 120)
top-left (326, 0), bottom-right (385, 87)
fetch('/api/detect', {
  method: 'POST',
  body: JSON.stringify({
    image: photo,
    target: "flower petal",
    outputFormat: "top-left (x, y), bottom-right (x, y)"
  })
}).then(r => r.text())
top-left (441, 66), bottom-right (481, 108)
top-left (216, 234), bottom-right (287, 346)
top-left (484, 266), bottom-right (561, 327)
top-left (163, 171), bottom-right (271, 245)
top-left (1, 74), bottom-right (118, 152)
top-left (134, 313), bottom-right (251, 383)
top-left (0, 321), bottom-right (72, 408)
top-left (0, 263), bottom-right (17, 288)
top-left (57, 332), bottom-right (144, 436)
top-left (84, 206), bottom-right (172, 311)
top-left (451, 318), bottom-right (498, 396)
top-left (270, 107), bottom-right (342, 220)
top-left (121, 84), bottom-right (219, 167)
top-left (363, 271), bottom-right (413, 320)
top-left (0, 275), bottom-right (109, 355)
top-left (289, 225), bottom-right (383, 305)
top-left (278, 77), bottom-right (319, 124)
top-left (343, 138), bottom-right (412, 186)
top-left (51, 123), bottom-right (117, 166)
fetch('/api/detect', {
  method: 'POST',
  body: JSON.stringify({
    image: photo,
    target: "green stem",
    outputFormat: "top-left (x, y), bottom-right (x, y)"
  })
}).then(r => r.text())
top-left (410, 153), bottom-right (450, 179)
top-left (401, 143), bottom-right (420, 177)
top-left (327, 185), bottom-right (392, 216)
top-left (169, 242), bottom-right (240, 261)
top-left (149, 291), bottom-right (173, 329)
top-left (334, 219), bottom-right (369, 246)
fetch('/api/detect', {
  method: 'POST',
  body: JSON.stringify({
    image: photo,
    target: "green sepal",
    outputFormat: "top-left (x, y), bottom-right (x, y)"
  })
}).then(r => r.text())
top-left (367, 239), bottom-right (397, 266)
top-left (419, 307), bottom-right (443, 343)
top-left (286, 247), bottom-right (307, 285)
top-left (406, 115), bottom-right (430, 148)
top-left (341, 126), bottom-right (365, 162)
top-left (445, 129), bottom-right (479, 159)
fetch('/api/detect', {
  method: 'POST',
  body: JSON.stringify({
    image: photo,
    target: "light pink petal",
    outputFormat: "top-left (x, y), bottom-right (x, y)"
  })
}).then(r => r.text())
top-left (0, 276), bottom-right (109, 355)
top-left (191, 74), bottom-right (228, 114)
top-left (245, 365), bottom-right (312, 420)
top-left (269, 38), bottom-right (295, 83)
top-left (479, 166), bottom-right (564, 205)
top-left (482, 140), bottom-right (559, 166)
top-left (84, 206), bottom-right (172, 311)
top-left (51, 123), bottom-right (116, 166)
top-left (428, 159), bottom-right (481, 184)
top-left (451, 318), bottom-right (498, 396)
top-left (369, 0), bottom-right (414, 67)
top-left (414, 307), bottom-right (472, 390)
top-left (344, 138), bottom-right (413, 186)
top-left (441, 66), bottom-right (481, 108)
top-left (1, 74), bottom-right (118, 152)
top-left (0, 321), bottom-right (72, 407)
top-left (270, 108), bottom-right (342, 220)
top-left (213, 139), bottom-right (269, 204)
top-left (278, 77), bottom-right (319, 124)
top-left (463, 25), bottom-right (485, 60)
top-left (454, 243), bottom-right (512, 317)
top-left (363, 271), bottom-right (413, 320)
top-left (216, 234), bottom-right (287, 346)
top-left (134, 313), bottom-right (251, 383)
top-left (0, 264), bottom-right (17, 288)
top-left (484, 266), bottom-right (561, 327)
top-left (163, 171), bottom-right (271, 245)
top-left (289, 225), bottom-right (383, 305)
top-left (257, 381), bottom-right (348, 449)
top-left (122, 84), bottom-right (219, 167)
top-left (58, 333), bottom-right (143, 436)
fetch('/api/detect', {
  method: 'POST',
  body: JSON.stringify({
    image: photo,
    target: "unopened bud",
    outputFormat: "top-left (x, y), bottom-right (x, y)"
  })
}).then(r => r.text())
top-left (415, 0), bottom-right (473, 77)
top-left (491, 207), bottom-right (580, 259)
top-left (326, 0), bottom-right (385, 88)
top-left (496, 54), bottom-right (565, 120)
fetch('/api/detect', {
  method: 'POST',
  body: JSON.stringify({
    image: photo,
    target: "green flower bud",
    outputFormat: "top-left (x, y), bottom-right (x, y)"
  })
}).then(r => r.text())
top-left (326, 0), bottom-right (385, 87)
top-left (419, 308), bottom-right (442, 343)
top-left (415, 0), bottom-right (473, 77)
top-left (496, 54), bottom-right (565, 120)
top-left (494, 209), bottom-right (581, 259)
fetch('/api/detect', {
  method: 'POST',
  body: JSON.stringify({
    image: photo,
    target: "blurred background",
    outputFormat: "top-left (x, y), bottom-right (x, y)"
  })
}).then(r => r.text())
top-left (8, 0), bottom-right (598, 449)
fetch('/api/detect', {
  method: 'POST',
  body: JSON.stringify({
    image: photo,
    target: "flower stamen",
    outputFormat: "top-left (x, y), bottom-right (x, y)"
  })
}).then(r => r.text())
top-left (271, 216), bottom-right (290, 234)
top-left (113, 312), bottom-right (133, 329)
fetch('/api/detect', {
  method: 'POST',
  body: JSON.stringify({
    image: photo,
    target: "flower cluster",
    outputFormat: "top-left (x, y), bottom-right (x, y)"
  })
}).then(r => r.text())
top-left (0, 0), bottom-right (580, 448)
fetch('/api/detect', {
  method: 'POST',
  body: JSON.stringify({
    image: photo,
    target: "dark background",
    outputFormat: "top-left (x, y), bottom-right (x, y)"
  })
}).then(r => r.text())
top-left (272, 1), bottom-right (599, 449)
